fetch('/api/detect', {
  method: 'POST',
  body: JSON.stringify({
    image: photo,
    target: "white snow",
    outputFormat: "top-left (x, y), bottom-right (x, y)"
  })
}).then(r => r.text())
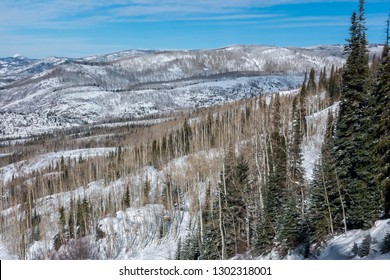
top-left (0, 238), bottom-right (17, 260)
top-left (0, 148), bottom-right (116, 183)
top-left (0, 45), bottom-right (387, 260)
top-left (319, 219), bottom-right (390, 260)
top-left (302, 103), bottom-right (339, 180)
top-left (0, 44), bottom-right (349, 139)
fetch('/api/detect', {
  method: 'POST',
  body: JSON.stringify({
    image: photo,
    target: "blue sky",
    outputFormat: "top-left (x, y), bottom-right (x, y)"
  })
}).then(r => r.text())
top-left (0, 0), bottom-right (388, 58)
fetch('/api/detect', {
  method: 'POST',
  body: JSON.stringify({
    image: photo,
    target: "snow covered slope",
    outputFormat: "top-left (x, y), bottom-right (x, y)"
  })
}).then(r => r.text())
top-left (0, 45), bottom-right (351, 139)
top-left (0, 56), bottom-right (68, 86)
top-left (318, 219), bottom-right (390, 260)
top-left (0, 148), bottom-right (116, 184)
top-left (0, 44), bottom-right (382, 140)
top-left (0, 239), bottom-right (17, 260)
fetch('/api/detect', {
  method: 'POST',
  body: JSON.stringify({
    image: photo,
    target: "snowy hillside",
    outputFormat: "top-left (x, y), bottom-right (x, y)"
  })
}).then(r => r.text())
top-left (1, 95), bottom-right (388, 261)
top-left (0, 43), bottom-right (388, 261)
top-left (318, 219), bottom-right (390, 260)
top-left (79, 49), bottom-right (156, 63)
top-left (256, 218), bottom-right (390, 260)
top-left (0, 148), bottom-right (116, 184)
top-left (0, 74), bottom-right (303, 139)
top-left (0, 56), bottom-right (68, 86)
top-left (0, 44), bottom-right (352, 139)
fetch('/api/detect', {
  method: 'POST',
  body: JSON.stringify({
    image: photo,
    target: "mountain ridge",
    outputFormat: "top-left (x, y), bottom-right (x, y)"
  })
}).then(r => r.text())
top-left (0, 44), bottom-right (382, 139)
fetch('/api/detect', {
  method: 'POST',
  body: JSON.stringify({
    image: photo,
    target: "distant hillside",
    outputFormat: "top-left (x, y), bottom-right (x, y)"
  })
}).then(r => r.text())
top-left (0, 44), bottom-right (353, 139)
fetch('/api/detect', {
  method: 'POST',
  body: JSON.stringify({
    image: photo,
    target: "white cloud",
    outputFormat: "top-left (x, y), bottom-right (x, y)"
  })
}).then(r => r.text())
top-left (0, 32), bottom-right (128, 58)
top-left (0, 0), bottom-right (366, 29)
top-left (0, 0), bottom-right (387, 57)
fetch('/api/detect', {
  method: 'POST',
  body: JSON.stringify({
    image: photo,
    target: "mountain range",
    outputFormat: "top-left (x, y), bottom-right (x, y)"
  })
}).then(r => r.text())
top-left (0, 44), bottom-right (382, 139)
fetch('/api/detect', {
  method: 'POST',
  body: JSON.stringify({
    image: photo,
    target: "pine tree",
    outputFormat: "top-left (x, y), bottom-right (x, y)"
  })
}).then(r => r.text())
top-left (256, 94), bottom-right (288, 253)
top-left (319, 67), bottom-right (328, 92)
top-left (358, 234), bottom-right (371, 257)
top-left (201, 214), bottom-right (222, 259)
top-left (182, 118), bottom-right (192, 155)
top-left (276, 94), bottom-right (308, 255)
top-left (277, 194), bottom-right (301, 256)
top-left (30, 208), bottom-right (41, 242)
top-left (333, 0), bottom-right (376, 229)
top-left (179, 231), bottom-right (201, 260)
top-left (68, 198), bottom-right (75, 239)
top-left (351, 242), bottom-right (359, 257)
top-left (123, 184), bottom-right (130, 209)
top-left (309, 112), bottom-right (347, 241)
top-left (220, 147), bottom-right (249, 258)
top-left (58, 205), bottom-right (66, 235)
top-left (54, 206), bottom-right (67, 250)
top-left (290, 95), bottom-right (306, 208)
top-left (328, 65), bottom-right (342, 102)
top-left (372, 16), bottom-right (390, 217)
top-left (231, 153), bottom-right (251, 255)
top-left (76, 198), bottom-right (91, 238)
top-left (143, 176), bottom-right (150, 205)
top-left (380, 232), bottom-right (390, 254)
top-left (199, 181), bottom-right (225, 260)
top-left (307, 68), bottom-right (317, 94)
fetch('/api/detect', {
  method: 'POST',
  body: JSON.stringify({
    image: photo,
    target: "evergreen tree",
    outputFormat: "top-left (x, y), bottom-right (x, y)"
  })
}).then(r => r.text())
top-left (333, 0), bottom-right (377, 229)
top-left (199, 147), bottom-right (251, 259)
top-left (76, 198), bottom-right (91, 238)
top-left (351, 242), bottom-right (359, 257)
top-left (358, 234), bottom-right (371, 257)
top-left (277, 94), bottom-right (307, 255)
top-left (290, 95), bottom-right (305, 199)
top-left (372, 17), bottom-right (390, 217)
top-left (143, 177), bottom-right (150, 205)
top-left (380, 232), bottom-right (390, 254)
top-left (309, 112), bottom-right (347, 241)
top-left (319, 67), bottom-right (328, 92)
top-left (256, 94), bottom-right (288, 253)
top-left (123, 184), bottom-right (130, 209)
top-left (25, 190), bottom-right (41, 243)
top-left (277, 195), bottom-right (303, 256)
top-left (328, 65), bottom-right (342, 102)
top-left (201, 214), bottom-right (222, 259)
top-left (68, 198), bottom-right (75, 239)
top-left (199, 180), bottom-right (225, 260)
top-left (220, 147), bottom-right (249, 258)
top-left (307, 68), bottom-right (317, 94)
top-left (30, 208), bottom-right (41, 242)
top-left (182, 118), bottom-right (192, 154)
top-left (58, 206), bottom-right (66, 235)
top-left (179, 231), bottom-right (201, 260)
top-left (54, 206), bottom-right (67, 250)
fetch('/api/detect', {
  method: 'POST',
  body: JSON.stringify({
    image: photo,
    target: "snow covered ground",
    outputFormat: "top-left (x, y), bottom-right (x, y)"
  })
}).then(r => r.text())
top-left (0, 148), bottom-right (116, 183)
top-left (0, 75), bottom-right (303, 139)
top-left (319, 219), bottom-right (390, 260)
top-left (1, 100), bottom-right (389, 260)
top-left (302, 102), bottom-right (339, 180)
top-left (0, 238), bottom-right (17, 260)
top-left (0, 44), bottom-right (349, 139)
top-left (0, 148), bottom-right (220, 260)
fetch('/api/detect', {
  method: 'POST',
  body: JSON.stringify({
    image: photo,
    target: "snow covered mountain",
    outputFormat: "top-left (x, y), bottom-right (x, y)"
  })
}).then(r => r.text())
top-left (0, 44), bottom-right (381, 139)
top-left (0, 55), bottom-right (69, 86)
top-left (0, 57), bottom-right (388, 260)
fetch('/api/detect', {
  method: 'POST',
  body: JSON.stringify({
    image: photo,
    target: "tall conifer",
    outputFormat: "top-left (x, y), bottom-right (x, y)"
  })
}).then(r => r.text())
top-left (334, 0), bottom-right (376, 229)
top-left (373, 15), bottom-right (390, 217)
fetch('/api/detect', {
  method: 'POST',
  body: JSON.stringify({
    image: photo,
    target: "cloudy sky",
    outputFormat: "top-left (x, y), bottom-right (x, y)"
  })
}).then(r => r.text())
top-left (0, 0), bottom-right (388, 58)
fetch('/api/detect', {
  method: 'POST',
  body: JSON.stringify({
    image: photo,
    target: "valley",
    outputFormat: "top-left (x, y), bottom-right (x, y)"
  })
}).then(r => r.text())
top-left (0, 43), bottom-right (389, 260)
